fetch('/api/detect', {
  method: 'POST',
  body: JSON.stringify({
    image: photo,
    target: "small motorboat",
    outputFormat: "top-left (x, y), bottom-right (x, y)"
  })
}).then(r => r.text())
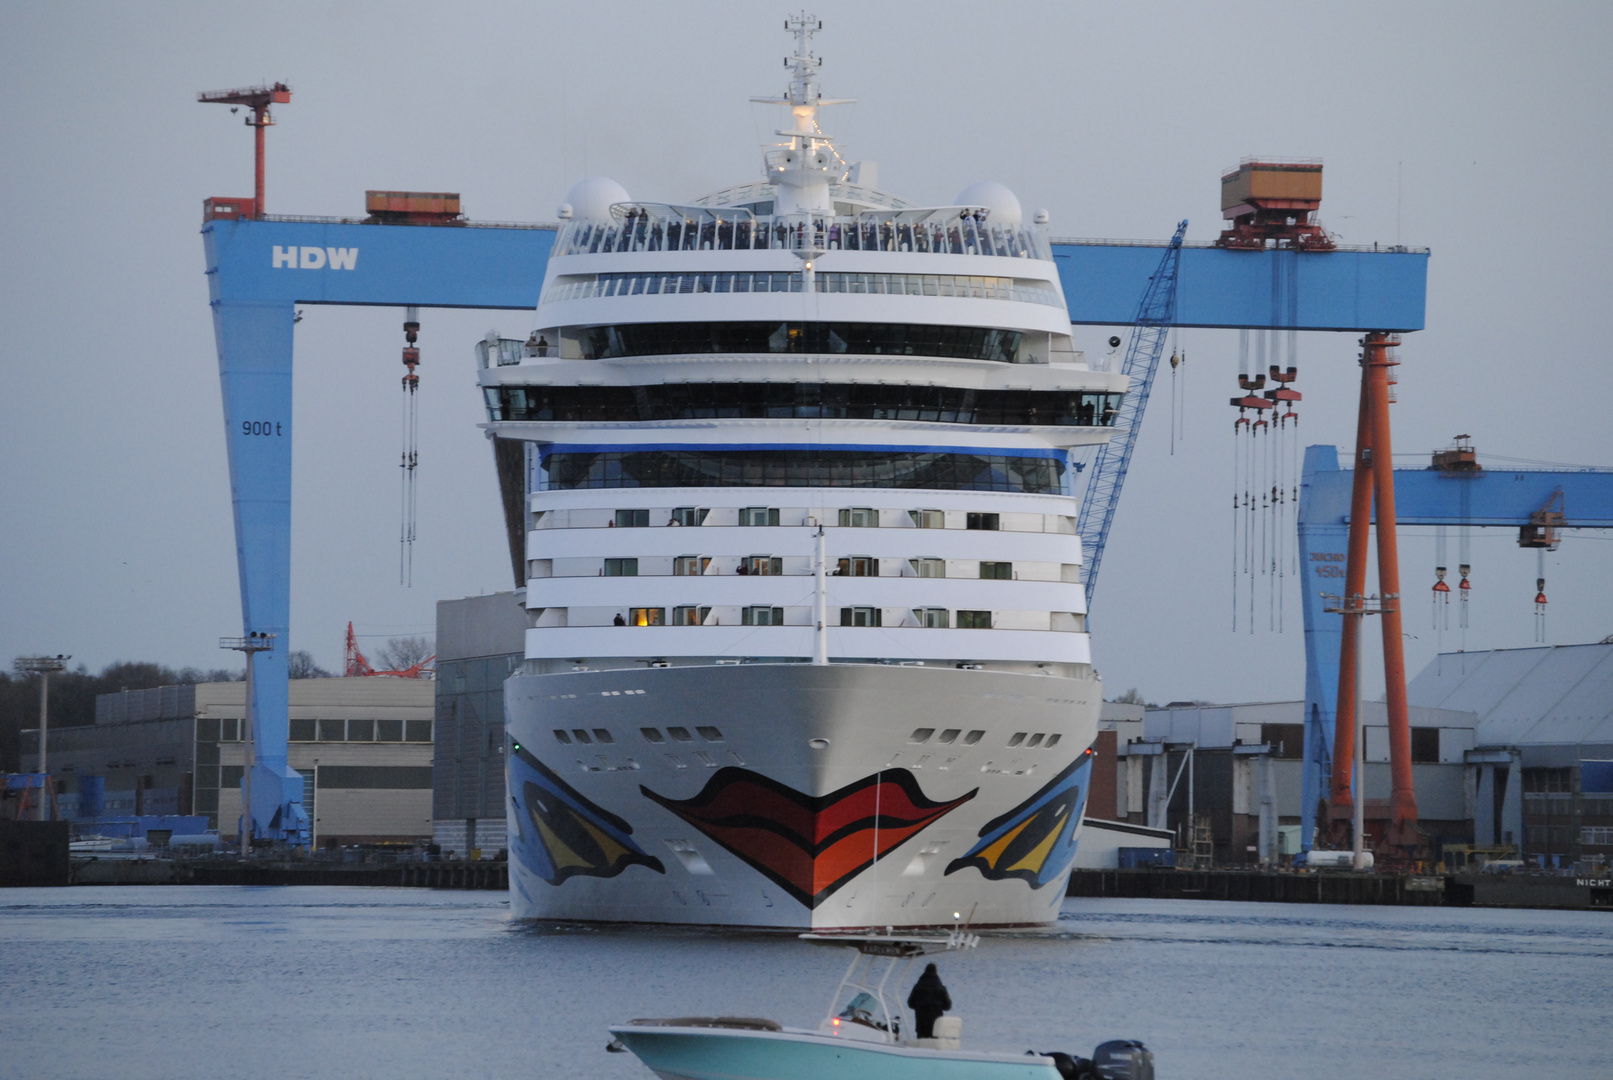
top-left (607, 928), bottom-right (1153, 1080)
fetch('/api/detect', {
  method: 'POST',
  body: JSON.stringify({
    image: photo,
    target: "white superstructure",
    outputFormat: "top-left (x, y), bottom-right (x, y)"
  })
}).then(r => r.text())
top-left (489, 15), bottom-right (1124, 928)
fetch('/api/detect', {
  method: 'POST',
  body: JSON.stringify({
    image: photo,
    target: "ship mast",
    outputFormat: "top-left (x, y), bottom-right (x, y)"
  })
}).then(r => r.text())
top-left (750, 12), bottom-right (852, 217)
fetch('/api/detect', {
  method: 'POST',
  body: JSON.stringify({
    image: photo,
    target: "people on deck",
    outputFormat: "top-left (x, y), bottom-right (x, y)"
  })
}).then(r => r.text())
top-left (907, 962), bottom-right (952, 1039)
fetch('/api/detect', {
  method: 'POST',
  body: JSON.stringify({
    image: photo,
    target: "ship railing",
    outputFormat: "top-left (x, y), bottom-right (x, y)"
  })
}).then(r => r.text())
top-left (554, 210), bottom-right (1052, 261)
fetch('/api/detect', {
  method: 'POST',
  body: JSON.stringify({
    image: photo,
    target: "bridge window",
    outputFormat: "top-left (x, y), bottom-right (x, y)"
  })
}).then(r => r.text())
top-left (541, 451), bottom-right (1064, 495)
top-left (576, 322), bottom-right (1024, 364)
top-left (488, 383), bottom-right (1121, 427)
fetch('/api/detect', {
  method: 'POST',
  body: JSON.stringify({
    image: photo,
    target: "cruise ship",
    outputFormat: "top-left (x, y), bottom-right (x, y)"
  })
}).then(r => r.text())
top-left (485, 15), bottom-right (1125, 928)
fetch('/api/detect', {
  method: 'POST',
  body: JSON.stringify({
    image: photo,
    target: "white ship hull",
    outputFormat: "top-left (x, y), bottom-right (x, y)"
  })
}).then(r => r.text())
top-left (505, 663), bottom-right (1099, 928)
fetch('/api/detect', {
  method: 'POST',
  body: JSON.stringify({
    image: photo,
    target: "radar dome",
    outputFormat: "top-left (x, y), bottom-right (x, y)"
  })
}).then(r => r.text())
top-left (563, 176), bottom-right (631, 221)
top-left (953, 181), bottom-right (1022, 227)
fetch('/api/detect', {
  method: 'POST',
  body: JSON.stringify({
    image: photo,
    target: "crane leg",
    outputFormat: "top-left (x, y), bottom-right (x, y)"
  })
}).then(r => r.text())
top-left (1365, 332), bottom-right (1420, 848)
top-left (1328, 357), bottom-right (1374, 843)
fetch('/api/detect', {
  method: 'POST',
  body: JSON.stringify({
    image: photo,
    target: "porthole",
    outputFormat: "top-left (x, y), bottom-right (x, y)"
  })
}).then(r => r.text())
top-left (809, 738), bottom-right (830, 750)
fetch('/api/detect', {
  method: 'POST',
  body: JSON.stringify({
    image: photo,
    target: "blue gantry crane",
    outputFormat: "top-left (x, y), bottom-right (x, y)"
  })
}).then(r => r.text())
top-left (1075, 220), bottom-right (1188, 610)
top-left (1295, 445), bottom-right (1613, 850)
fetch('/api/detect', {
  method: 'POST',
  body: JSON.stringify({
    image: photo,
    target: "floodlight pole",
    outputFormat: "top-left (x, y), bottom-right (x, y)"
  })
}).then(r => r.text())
top-left (221, 633), bottom-right (275, 856)
top-left (19, 655), bottom-right (69, 821)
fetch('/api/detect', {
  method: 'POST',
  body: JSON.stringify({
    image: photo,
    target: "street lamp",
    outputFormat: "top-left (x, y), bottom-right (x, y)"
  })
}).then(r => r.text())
top-left (220, 633), bottom-right (275, 856)
top-left (17, 655), bottom-right (69, 822)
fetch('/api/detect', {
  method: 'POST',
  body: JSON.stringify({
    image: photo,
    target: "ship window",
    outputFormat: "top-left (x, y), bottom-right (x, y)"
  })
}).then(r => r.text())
top-left (909, 728), bottom-right (936, 744)
top-left (1008, 732), bottom-right (1026, 747)
top-left (839, 507), bottom-right (878, 527)
top-left (937, 729), bottom-right (961, 744)
top-left (1025, 733), bottom-right (1044, 748)
top-left (348, 718), bottom-right (375, 742)
top-left (379, 720), bottom-right (404, 742)
top-left (967, 513), bottom-right (1000, 531)
top-left (640, 727), bottom-right (665, 743)
top-left (667, 726), bottom-right (694, 742)
top-left (956, 610), bottom-right (993, 629)
top-left (1045, 734), bottom-right (1062, 748)
top-left (742, 606), bottom-right (785, 626)
top-left (593, 729), bottom-right (614, 744)
top-left (963, 730), bottom-right (985, 745)
top-left (318, 719), bottom-right (344, 741)
top-left (572, 729), bottom-right (593, 744)
top-left (741, 507), bottom-right (781, 526)
top-left (840, 607), bottom-right (881, 628)
top-left (910, 509), bottom-right (944, 528)
top-left (604, 558), bottom-right (638, 577)
top-left (910, 558), bottom-right (945, 578)
top-left (837, 556), bottom-right (878, 577)
top-left (741, 555), bottom-right (783, 576)
top-left (913, 608), bottom-right (949, 628)
top-left (489, 384), bottom-right (1121, 429)
top-left (672, 605), bottom-right (710, 626)
top-left (614, 509), bottom-right (650, 528)
top-left (629, 607), bottom-right (665, 627)
top-left (670, 506), bottom-right (709, 526)
top-left (696, 726), bottom-right (724, 742)
top-left (575, 321), bottom-right (1024, 364)
top-left (289, 719), bottom-right (316, 742)
top-left (542, 451), bottom-right (1065, 496)
top-left (980, 561), bottom-right (1012, 580)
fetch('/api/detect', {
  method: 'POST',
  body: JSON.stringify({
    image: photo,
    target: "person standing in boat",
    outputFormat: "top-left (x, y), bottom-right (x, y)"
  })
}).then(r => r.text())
top-left (906, 962), bottom-right (952, 1039)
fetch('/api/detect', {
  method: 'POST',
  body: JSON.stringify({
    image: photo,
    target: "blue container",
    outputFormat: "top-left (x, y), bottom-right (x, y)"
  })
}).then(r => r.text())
top-left (1119, 847), bottom-right (1176, 869)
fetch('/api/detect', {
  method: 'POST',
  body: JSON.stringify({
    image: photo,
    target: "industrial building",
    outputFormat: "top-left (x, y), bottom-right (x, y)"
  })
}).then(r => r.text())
top-left (24, 678), bottom-right (434, 845)
top-left (1407, 640), bottom-right (1613, 868)
top-left (431, 592), bottom-right (525, 857)
top-left (1080, 639), bottom-right (1613, 868)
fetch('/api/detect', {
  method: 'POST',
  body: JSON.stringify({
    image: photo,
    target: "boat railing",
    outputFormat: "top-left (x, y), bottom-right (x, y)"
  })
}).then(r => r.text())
top-left (555, 211), bottom-right (1052, 261)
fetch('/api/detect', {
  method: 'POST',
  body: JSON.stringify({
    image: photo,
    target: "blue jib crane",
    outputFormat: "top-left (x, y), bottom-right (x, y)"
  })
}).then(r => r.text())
top-left (1077, 220), bottom-right (1189, 610)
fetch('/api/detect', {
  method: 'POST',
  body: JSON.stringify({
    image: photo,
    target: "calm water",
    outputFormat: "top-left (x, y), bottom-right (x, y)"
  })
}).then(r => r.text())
top-left (3, 887), bottom-right (1609, 1079)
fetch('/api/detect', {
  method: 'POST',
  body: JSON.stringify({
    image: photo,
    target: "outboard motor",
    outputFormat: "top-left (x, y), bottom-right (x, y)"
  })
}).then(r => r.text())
top-left (1092, 1039), bottom-right (1154, 1080)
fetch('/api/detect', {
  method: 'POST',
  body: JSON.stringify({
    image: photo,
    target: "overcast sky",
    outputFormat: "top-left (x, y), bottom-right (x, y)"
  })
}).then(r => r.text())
top-left (2, 1), bottom-right (1609, 704)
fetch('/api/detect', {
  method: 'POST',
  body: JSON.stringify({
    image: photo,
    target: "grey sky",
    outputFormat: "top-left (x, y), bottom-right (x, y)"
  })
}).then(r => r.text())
top-left (2, 1), bottom-right (1609, 705)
